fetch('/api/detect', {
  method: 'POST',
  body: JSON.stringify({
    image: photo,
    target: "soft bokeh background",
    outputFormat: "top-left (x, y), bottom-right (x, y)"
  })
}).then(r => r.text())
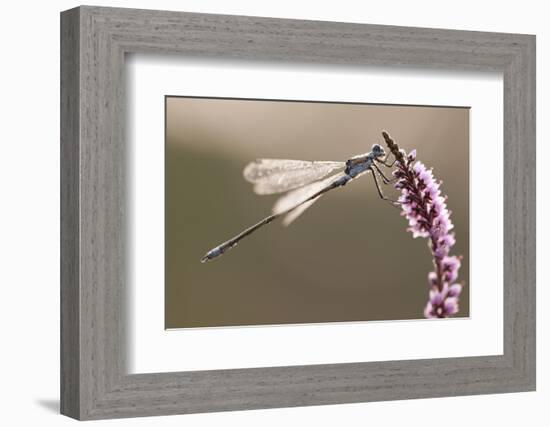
top-left (166, 97), bottom-right (469, 328)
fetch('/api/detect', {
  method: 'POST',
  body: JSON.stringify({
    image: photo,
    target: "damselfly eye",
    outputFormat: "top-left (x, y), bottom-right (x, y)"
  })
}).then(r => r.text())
top-left (372, 144), bottom-right (384, 155)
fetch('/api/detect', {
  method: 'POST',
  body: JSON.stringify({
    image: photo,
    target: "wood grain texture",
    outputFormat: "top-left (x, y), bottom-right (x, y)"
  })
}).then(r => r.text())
top-left (60, 7), bottom-right (80, 419)
top-left (60, 5), bottom-right (536, 420)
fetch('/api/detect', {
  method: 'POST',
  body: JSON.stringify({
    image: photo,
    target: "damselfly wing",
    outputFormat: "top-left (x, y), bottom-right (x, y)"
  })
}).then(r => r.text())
top-left (272, 172), bottom-right (348, 226)
top-left (243, 159), bottom-right (345, 195)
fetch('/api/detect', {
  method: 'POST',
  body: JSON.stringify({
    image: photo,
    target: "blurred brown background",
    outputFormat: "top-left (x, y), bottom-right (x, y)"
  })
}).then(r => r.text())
top-left (165, 97), bottom-right (469, 328)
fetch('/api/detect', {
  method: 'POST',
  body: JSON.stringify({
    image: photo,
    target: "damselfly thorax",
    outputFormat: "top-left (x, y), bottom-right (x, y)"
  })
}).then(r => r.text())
top-left (345, 152), bottom-right (377, 177)
top-left (201, 142), bottom-right (397, 263)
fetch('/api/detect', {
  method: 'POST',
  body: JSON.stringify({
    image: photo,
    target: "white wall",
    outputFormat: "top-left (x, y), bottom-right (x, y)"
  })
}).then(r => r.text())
top-left (0, 0), bottom-right (546, 425)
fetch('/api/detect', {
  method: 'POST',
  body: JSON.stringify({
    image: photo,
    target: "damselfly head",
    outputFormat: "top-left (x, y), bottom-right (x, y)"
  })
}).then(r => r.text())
top-left (371, 144), bottom-right (385, 157)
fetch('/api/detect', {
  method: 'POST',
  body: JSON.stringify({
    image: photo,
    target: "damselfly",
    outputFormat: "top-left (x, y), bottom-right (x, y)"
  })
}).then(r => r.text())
top-left (201, 143), bottom-right (397, 263)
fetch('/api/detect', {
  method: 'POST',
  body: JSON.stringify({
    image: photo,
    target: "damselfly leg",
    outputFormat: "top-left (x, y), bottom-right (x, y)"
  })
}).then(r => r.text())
top-left (377, 152), bottom-right (397, 168)
top-left (370, 168), bottom-right (401, 208)
top-left (372, 162), bottom-right (398, 184)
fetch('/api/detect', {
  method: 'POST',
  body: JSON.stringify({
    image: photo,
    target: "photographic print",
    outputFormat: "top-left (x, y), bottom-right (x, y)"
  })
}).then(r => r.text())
top-left (166, 97), bottom-right (469, 329)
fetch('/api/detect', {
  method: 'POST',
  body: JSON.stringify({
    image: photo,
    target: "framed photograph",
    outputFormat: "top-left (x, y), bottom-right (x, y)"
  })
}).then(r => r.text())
top-left (60, 6), bottom-right (535, 420)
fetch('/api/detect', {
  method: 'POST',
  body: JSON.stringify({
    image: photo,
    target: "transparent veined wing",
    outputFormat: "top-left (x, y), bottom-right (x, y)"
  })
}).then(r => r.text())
top-left (272, 172), bottom-right (348, 226)
top-left (243, 158), bottom-right (345, 195)
top-left (280, 197), bottom-right (320, 226)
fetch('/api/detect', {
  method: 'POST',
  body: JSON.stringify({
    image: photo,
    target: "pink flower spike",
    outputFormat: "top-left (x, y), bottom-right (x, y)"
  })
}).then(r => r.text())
top-left (443, 297), bottom-right (459, 315)
top-left (386, 138), bottom-right (465, 319)
top-left (424, 302), bottom-right (436, 319)
top-left (448, 284), bottom-right (463, 297)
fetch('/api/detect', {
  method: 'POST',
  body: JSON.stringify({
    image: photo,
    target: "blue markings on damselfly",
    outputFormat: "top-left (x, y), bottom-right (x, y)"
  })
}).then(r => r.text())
top-left (201, 143), bottom-right (395, 263)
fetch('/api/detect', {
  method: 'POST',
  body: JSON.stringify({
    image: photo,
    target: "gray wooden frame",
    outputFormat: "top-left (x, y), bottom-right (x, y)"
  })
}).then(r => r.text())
top-left (60, 5), bottom-right (536, 420)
